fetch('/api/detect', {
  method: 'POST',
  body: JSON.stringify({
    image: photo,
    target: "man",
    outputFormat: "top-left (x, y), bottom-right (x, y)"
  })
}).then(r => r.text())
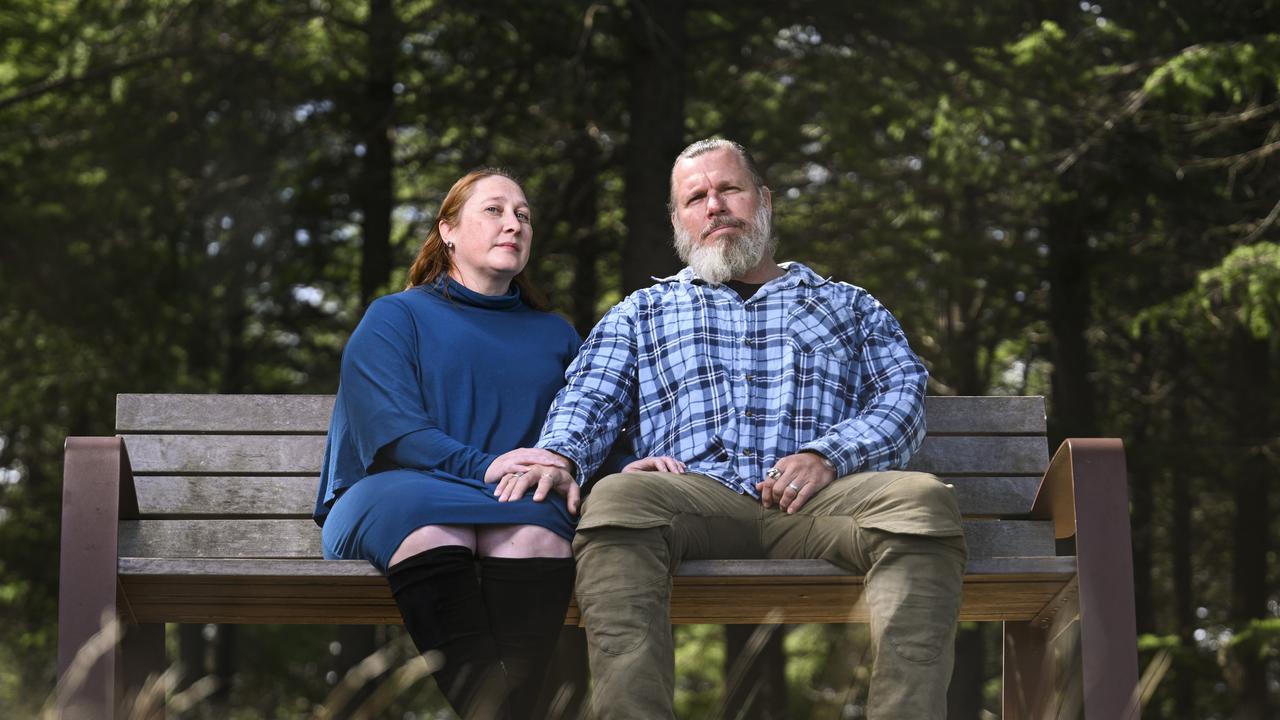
top-left (505, 138), bottom-right (966, 719)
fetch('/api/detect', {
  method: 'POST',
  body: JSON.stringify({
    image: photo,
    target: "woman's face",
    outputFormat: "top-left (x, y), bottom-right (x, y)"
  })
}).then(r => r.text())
top-left (441, 175), bottom-right (532, 292)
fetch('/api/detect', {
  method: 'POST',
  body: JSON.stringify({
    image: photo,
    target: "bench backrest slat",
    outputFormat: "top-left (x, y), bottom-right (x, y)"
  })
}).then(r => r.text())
top-left (130, 474), bottom-right (1042, 518)
top-left (118, 518), bottom-right (1056, 560)
top-left (119, 433), bottom-right (1049, 477)
top-left (117, 394), bottom-right (1046, 436)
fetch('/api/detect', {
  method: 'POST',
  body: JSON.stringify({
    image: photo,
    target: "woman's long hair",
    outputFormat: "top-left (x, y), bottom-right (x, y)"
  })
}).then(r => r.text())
top-left (405, 168), bottom-right (550, 310)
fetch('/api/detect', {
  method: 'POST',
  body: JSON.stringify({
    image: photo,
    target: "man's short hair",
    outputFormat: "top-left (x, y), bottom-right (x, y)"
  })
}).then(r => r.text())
top-left (668, 138), bottom-right (767, 212)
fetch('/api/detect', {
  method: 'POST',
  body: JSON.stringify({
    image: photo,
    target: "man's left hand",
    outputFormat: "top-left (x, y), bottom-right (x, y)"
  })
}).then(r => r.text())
top-left (756, 452), bottom-right (837, 514)
top-left (495, 463), bottom-right (582, 515)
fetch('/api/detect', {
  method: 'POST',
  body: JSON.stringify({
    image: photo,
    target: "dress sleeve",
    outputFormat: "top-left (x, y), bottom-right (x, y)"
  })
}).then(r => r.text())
top-left (339, 297), bottom-right (497, 479)
top-left (799, 293), bottom-right (928, 475)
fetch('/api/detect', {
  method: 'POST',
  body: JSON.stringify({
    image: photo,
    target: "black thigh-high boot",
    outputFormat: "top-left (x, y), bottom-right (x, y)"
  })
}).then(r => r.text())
top-left (478, 556), bottom-right (576, 719)
top-left (387, 546), bottom-right (510, 719)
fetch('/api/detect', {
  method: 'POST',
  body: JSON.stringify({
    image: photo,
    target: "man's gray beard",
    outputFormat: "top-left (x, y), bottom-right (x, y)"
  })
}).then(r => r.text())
top-left (674, 204), bottom-right (775, 285)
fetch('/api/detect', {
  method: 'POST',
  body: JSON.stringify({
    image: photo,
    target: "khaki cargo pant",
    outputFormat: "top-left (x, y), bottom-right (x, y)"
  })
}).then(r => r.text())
top-left (572, 470), bottom-right (967, 720)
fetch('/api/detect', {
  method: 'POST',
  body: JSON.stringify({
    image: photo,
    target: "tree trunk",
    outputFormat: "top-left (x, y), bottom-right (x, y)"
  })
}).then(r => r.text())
top-left (1171, 381), bottom-right (1194, 719)
top-left (564, 129), bottom-right (604, 336)
top-left (1229, 326), bottom-right (1270, 720)
top-left (357, 0), bottom-right (397, 308)
top-left (947, 624), bottom-right (987, 719)
top-left (622, 0), bottom-right (685, 292)
top-left (1046, 197), bottom-right (1096, 443)
top-left (333, 2), bottom-right (398, 713)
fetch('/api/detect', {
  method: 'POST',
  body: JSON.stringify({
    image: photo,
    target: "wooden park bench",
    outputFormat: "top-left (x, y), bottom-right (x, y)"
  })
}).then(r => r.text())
top-left (58, 394), bottom-right (1139, 718)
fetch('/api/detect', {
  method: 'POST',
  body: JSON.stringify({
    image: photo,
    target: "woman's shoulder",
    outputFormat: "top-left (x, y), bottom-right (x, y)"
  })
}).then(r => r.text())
top-left (521, 305), bottom-right (580, 341)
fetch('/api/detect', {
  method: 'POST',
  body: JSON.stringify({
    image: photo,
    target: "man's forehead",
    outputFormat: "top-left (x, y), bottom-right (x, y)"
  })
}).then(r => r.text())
top-left (673, 149), bottom-right (748, 188)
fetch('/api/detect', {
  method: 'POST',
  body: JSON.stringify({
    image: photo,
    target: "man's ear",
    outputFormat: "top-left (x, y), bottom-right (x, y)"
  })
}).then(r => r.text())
top-left (761, 186), bottom-right (772, 212)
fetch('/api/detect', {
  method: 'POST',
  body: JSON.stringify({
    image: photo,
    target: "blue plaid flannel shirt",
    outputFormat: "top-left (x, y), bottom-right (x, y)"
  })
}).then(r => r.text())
top-left (537, 262), bottom-right (928, 497)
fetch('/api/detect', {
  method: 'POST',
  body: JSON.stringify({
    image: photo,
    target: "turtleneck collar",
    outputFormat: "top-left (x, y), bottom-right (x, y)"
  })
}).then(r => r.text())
top-left (420, 276), bottom-right (523, 310)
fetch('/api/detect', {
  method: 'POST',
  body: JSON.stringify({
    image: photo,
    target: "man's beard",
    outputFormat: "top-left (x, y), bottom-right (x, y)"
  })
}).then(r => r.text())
top-left (673, 203), bottom-right (775, 285)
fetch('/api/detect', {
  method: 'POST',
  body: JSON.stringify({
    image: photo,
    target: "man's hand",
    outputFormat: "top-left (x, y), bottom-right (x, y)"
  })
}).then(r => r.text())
top-left (484, 448), bottom-right (570, 485)
top-left (493, 463), bottom-right (582, 516)
top-left (622, 456), bottom-right (687, 473)
top-left (756, 452), bottom-right (837, 514)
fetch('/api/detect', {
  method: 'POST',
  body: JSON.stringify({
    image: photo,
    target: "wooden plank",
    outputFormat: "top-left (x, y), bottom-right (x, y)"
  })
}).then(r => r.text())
top-left (923, 396), bottom-right (1045, 435)
top-left (117, 394), bottom-right (1045, 436)
top-left (907, 436), bottom-right (1048, 475)
top-left (117, 573), bottom-right (1071, 625)
top-left (117, 518), bottom-right (1055, 560)
top-left (117, 556), bottom-right (1076, 580)
top-left (130, 474), bottom-right (1041, 518)
top-left (117, 394), bottom-right (335, 434)
top-left (134, 476), bottom-right (320, 516)
top-left (123, 433), bottom-right (1048, 476)
top-left (122, 434), bottom-right (326, 475)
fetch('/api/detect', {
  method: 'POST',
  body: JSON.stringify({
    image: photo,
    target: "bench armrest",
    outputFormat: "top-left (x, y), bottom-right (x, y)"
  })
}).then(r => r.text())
top-left (1026, 438), bottom-right (1140, 717)
top-left (58, 437), bottom-right (137, 679)
top-left (1029, 438), bottom-right (1127, 541)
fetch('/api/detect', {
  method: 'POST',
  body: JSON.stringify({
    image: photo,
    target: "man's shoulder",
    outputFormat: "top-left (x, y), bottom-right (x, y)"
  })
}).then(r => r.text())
top-left (779, 262), bottom-right (879, 303)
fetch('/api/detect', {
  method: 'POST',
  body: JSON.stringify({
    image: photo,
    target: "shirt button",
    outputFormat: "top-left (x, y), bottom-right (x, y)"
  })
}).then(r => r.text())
top-left (743, 337), bottom-right (752, 347)
top-left (744, 410), bottom-right (754, 418)
top-left (744, 373), bottom-right (754, 381)
top-left (743, 449), bottom-right (754, 456)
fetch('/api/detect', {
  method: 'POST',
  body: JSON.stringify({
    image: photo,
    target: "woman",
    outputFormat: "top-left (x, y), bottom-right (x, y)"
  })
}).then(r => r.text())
top-left (314, 168), bottom-right (592, 719)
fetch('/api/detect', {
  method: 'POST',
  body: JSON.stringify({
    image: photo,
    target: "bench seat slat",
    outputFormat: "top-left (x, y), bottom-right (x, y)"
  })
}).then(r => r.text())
top-left (121, 434), bottom-right (1050, 476)
top-left (119, 556), bottom-right (1076, 579)
top-left (116, 394), bottom-right (1047, 435)
top-left (120, 558), bottom-right (1075, 625)
top-left (117, 518), bottom-right (1056, 560)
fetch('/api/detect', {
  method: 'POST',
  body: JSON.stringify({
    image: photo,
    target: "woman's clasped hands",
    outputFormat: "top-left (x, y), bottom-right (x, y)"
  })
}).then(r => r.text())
top-left (486, 449), bottom-right (687, 516)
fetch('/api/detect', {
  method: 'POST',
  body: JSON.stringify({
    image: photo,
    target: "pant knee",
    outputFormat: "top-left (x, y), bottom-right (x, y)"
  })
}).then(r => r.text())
top-left (573, 526), bottom-right (671, 588)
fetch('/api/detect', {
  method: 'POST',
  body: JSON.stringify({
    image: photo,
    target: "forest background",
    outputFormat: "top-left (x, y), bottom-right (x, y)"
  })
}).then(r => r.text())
top-left (2, 1), bottom-right (1278, 718)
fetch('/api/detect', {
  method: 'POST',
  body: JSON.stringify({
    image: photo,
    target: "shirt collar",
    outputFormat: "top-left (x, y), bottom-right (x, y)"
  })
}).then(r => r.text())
top-left (655, 261), bottom-right (831, 290)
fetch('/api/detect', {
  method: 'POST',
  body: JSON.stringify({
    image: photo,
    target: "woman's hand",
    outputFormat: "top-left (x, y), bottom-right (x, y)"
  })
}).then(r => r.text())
top-left (622, 456), bottom-right (687, 473)
top-left (494, 463), bottom-right (581, 515)
top-left (484, 448), bottom-right (570, 485)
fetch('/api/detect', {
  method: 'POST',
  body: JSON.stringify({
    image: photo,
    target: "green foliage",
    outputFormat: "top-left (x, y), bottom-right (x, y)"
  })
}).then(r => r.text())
top-left (2, 0), bottom-right (1279, 715)
top-left (1133, 242), bottom-right (1280, 339)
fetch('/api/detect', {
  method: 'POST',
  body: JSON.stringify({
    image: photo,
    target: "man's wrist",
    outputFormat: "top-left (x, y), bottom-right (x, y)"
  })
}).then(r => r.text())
top-left (799, 449), bottom-right (837, 473)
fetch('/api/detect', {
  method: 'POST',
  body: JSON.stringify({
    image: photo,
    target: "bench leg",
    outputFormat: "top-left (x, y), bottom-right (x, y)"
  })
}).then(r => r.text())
top-left (1003, 592), bottom-right (1083, 720)
top-left (119, 623), bottom-right (168, 719)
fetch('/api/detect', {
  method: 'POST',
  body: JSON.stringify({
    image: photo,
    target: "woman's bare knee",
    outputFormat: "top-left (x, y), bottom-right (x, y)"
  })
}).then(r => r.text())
top-left (477, 525), bottom-right (571, 559)
top-left (389, 525), bottom-right (477, 567)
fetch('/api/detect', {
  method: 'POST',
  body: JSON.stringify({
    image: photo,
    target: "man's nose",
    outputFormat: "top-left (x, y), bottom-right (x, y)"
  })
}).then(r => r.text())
top-left (706, 191), bottom-right (725, 214)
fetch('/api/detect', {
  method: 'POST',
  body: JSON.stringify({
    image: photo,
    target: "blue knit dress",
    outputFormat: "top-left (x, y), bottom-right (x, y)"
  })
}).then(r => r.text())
top-left (315, 278), bottom-right (581, 572)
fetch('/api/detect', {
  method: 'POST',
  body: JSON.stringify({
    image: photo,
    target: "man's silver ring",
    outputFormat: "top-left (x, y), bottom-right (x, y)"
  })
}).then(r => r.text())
top-left (766, 468), bottom-right (781, 479)
top-left (787, 482), bottom-right (801, 492)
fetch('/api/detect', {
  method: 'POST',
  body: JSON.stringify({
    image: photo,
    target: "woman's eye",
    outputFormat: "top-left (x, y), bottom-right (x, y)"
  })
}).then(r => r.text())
top-left (516, 211), bottom-right (531, 223)
top-left (485, 206), bottom-right (501, 215)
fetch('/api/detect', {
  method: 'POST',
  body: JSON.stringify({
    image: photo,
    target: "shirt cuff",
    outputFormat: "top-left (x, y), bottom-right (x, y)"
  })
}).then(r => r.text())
top-left (799, 437), bottom-right (863, 478)
top-left (536, 443), bottom-right (589, 486)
